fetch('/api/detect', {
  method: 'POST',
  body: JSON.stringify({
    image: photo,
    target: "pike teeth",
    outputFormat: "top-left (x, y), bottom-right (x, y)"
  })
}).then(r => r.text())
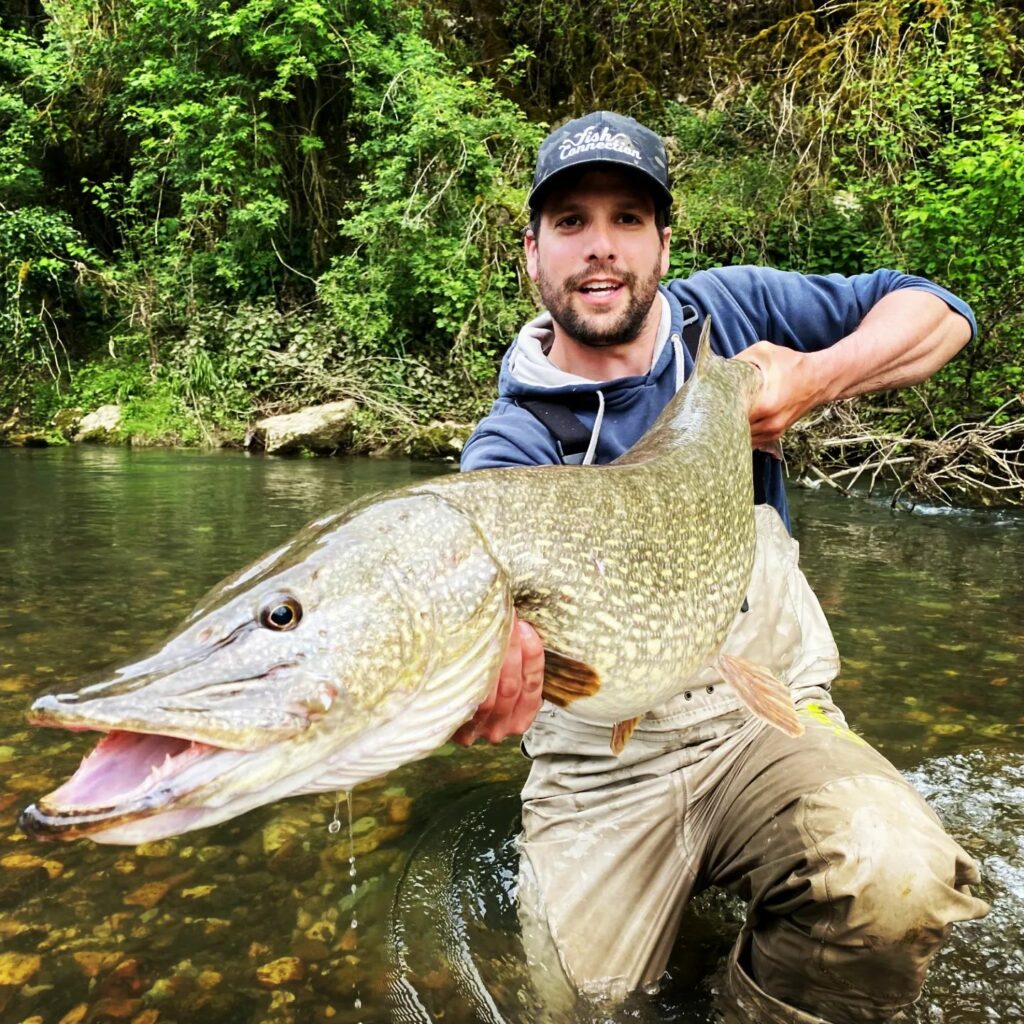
top-left (44, 733), bottom-right (219, 813)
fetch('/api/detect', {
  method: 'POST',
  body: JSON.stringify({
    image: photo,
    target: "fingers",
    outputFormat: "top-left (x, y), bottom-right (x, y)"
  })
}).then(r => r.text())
top-left (507, 621), bottom-right (544, 734)
top-left (733, 343), bottom-right (818, 445)
top-left (452, 617), bottom-right (545, 746)
top-left (483, 619), bottom-right (526, 739)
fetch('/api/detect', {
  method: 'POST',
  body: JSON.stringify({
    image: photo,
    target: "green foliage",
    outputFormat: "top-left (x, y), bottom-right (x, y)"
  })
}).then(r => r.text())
top-left (318, 24), bottom-right (542, 383)
top-left (817, 1), bottom-right (1024, 423)
top-left (0, 28), bottom-right (102, 404)
top-left (1, 0), bottom-right (1021, 480)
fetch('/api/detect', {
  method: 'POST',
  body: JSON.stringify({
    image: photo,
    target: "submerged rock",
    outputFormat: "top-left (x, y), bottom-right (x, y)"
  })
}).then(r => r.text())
top-left (386, 794), bottom-right (413, 824)
top-left (0, 951), bottom-right (41, 985)
top-left (72, 951), bottom-right (121, 979)
top-left (1, 851), bottom-right (64, 879)
top-left (255, 957), bottom-right (305, 987)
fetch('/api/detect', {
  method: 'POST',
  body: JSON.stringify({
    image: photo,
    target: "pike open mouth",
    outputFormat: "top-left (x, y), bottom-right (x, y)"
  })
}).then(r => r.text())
top-left (18, 729), bottom-right (224, 841)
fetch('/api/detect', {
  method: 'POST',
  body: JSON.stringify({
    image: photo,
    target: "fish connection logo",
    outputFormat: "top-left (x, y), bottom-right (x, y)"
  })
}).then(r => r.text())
top-left (558, 126), bottom-right (641, 162)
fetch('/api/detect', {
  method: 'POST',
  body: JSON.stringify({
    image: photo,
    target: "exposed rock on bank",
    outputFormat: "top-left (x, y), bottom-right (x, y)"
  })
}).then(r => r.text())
top-left (1, 398), bottom-right (474, 462)
top-left (247, 401), bottom-right (357, 455)
top-left (75, 405), bottom-right (122, 442)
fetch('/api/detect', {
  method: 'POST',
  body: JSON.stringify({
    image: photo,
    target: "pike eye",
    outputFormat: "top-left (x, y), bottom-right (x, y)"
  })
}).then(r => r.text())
top-left (260, 596), bottom-right (302, 631)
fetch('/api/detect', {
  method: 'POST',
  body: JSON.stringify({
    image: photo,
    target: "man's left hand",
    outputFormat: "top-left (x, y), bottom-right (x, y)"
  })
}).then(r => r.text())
top-left (733, 342), bottom-right (831, 448)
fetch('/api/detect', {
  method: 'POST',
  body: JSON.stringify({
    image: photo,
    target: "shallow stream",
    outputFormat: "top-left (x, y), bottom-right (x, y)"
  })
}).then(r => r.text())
top-left (0, 448), bottom-right (1021, 1023)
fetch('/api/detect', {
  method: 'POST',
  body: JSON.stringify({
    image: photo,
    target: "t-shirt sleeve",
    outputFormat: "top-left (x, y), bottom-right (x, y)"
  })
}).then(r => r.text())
top-left (677, 266), bottom-right (976, 355)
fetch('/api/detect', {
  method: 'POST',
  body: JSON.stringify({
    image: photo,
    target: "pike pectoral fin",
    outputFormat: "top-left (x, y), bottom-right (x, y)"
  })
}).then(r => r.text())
top-left (716, 654), bottom-right (805, 738)
top-left (610, 716), bottom-right (641, 756)
top-left (542, 650), bottom-right (601, 707)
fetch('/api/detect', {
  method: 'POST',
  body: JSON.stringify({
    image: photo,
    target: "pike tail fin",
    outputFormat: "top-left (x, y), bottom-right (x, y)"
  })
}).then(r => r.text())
top-left (716, 654), bottom-right (805, 738)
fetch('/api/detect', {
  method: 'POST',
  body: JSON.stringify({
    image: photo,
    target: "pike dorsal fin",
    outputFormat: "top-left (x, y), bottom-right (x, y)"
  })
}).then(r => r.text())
top-left (691, 314), bottom-right (714, 378)
top-left (611, 313), bottom-right (717, 466)
top-left (542, 650), bottom-right (601, 707)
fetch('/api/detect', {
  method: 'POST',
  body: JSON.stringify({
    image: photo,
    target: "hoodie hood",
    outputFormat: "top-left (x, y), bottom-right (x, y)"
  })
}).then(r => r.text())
top-left (497, 287), bottom-right (693, 410)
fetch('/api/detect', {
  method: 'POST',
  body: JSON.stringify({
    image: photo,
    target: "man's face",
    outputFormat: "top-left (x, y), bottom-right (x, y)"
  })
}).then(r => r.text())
top-left (525, 168), bottom-right (671, 348)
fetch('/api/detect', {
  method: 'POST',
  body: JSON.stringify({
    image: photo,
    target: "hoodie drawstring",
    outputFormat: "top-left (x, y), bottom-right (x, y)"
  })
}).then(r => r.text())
top-left (671, 332), bottom-right (685, 393)
top-left (581, 390), bottom-right (605, 466)
top-left (581, 332), bottom-right (683, 465)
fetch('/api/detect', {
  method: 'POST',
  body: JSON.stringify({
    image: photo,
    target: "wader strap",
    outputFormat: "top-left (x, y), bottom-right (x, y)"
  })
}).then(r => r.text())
top-left (680, 305), bottom-right (701, 361)
top-left (517, 399), bottom-right (593, 464)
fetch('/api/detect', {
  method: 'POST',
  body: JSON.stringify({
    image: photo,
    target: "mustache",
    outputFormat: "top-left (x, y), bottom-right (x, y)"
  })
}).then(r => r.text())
top-left (564, 265), bottom-right (637, 292)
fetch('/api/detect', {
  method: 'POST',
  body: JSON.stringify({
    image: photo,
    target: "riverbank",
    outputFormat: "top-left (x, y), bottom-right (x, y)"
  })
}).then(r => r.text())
top-left (3, 390), bottom-right (1021, 507)
top-left (0, 400), bottom-right (474, 461)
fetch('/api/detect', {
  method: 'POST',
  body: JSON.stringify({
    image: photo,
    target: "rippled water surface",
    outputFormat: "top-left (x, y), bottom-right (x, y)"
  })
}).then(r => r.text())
top-left (0, 447), bottom-right (1021, 1024)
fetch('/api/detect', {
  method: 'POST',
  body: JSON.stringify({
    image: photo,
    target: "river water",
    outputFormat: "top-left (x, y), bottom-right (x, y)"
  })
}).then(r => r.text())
top-left (0, 447), bottom-right (1021, 1023)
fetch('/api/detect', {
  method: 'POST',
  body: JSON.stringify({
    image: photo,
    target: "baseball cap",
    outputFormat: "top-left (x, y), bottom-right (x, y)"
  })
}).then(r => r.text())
top-left (528, 111), bottom-right (673, 212)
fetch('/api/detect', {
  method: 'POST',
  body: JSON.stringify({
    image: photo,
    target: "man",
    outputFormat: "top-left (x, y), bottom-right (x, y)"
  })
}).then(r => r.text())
top-left (455, 112), bottom-right (988, 1023)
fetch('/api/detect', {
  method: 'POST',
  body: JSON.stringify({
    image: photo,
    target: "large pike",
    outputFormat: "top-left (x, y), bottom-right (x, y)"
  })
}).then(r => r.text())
top-left (20, 320), bottom-right (802, 844)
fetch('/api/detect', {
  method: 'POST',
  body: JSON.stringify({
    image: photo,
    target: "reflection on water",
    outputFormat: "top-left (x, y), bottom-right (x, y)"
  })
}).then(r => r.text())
top-left (0, 448), bottom-right (1021, 1023)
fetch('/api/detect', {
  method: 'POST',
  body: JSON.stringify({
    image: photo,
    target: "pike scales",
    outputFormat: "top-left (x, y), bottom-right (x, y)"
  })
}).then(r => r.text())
top-left (20, 318), bottom-right (803, 844)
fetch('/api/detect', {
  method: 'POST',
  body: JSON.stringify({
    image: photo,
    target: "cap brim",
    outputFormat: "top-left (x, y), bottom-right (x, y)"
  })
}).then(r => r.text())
top-left (528, 159), bottom-right (673, 212)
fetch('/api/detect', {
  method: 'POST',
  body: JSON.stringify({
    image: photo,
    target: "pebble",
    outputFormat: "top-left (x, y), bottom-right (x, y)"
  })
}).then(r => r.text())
top-left (0, 920), bottom-right (31, 940)
top-left (6, 772), bottom-right (54, 793)
top-left (351, 816), bottom-right (377, 836)
top-left (123, 881), bottom-right (171, 909)
top-left (306, 919), bottom-right (336, 945)
top-left (386, 796), bottom-right (413, 824)
top-left (0, 952), bottom-right (41, 985)
top-left (0, 852), bottom-right (64, 879)
top-left (72, 951), bottom-right (121, 978)
top-left (87, 997), bottom-right (142, 1019)
top-left (256, 957), bottom-right (305, 987)
top-left (196, 845), bottom-right (230, 864)
top-left (180, 885), bottom-right (216, 900)
top-left (135, 840), bottom-right (176, 858)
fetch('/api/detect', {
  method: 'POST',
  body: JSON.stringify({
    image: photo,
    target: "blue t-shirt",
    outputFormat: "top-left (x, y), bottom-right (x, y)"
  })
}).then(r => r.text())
top-left (460, 266), bottom-right (975, 530)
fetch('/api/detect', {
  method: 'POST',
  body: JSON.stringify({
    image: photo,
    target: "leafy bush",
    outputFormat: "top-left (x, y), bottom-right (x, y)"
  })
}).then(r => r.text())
top-left (1, 0), bottom-right (1021, 478)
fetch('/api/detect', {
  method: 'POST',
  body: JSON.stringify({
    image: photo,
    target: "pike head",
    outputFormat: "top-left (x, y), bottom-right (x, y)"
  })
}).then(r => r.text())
top-left (20, 493), bottom-right (513, 844)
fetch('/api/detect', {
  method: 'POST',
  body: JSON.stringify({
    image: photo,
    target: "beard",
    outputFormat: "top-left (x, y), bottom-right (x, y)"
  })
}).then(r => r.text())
top-left (537, 259), bottom-right (663, 348)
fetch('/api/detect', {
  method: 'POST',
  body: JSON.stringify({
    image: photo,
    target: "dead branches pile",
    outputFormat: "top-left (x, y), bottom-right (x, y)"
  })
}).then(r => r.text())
top-left (786, 397), bottom-right (1024, 508)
